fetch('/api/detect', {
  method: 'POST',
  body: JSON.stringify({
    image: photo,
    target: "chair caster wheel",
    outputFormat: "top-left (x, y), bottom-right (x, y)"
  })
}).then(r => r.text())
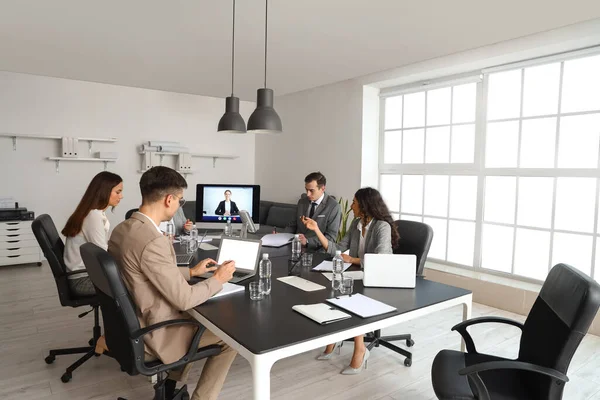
top-left (406, 339), bottom-right (415, 347)
top-left (94, 353), bottom-right (101, 357)
top-left (45, 355), bottom-right (55, 364)
top-left (88, 338), bottom-right (94, 346)
top-left (61, 372), bottom-right (72, 383)
top-left (37, 262), bottom-right (42, 266)
top-left (404, 358), bottom-right (412, 367)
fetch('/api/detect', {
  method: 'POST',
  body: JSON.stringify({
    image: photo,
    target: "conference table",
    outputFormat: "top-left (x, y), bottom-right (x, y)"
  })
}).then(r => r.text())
top-left (180, 237), bottom-right (472, 400)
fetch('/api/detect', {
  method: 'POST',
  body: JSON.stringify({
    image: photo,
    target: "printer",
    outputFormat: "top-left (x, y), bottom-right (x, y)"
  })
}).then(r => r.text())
top-left (0, 207), bottom-right (35, 221)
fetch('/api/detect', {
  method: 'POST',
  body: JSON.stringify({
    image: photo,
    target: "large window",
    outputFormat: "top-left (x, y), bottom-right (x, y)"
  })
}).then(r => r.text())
top-left (379, 49), bottom-right (600, 283)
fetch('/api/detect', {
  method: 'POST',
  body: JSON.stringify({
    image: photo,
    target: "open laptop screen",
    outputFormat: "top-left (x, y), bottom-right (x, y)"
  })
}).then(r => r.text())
top-left (216, 237), bottom-right (262, 272)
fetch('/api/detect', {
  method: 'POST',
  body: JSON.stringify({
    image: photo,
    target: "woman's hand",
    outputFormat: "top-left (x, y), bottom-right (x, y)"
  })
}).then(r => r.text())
top-left (301, 216), bottom-right (319, 232)
top-left (341, 254), bottom-right (360, 265)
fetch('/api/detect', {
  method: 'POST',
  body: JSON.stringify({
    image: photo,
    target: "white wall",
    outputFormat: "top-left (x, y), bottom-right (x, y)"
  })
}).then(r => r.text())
top-left (254, 78), bottom-right (363, 205)
top-left (256, 19), bottom-right (600, 203)
top-left (0, 72), bottom-right (255, 233)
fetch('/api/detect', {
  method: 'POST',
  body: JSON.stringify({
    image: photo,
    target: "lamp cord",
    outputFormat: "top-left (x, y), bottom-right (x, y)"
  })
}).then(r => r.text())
top-left (264, 0), bottom-right (268, 88)
top-left (231, 0), bottom-right (236, 96)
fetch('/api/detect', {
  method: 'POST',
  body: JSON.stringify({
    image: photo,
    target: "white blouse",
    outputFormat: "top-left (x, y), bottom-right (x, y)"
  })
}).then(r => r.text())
top-left (63, 209), bottom-right (109, 279)
top-left (357, 219), bottom-right (372, 261)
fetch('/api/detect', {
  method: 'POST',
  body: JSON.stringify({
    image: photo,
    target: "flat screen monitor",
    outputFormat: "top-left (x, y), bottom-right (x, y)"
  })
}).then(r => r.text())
top-left (195, 184), bottom-right (260, 230)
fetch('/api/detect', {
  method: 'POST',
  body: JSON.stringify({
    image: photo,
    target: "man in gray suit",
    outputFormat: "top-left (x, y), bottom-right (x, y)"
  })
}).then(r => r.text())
top-left (287, 172), bottom-right (341, 252)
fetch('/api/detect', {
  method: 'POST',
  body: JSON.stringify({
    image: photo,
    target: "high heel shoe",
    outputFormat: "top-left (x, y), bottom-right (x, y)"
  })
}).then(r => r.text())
top-left (94, 336), bottom-right (108, 355)
top-left (316, 342), bottom-right (343, 360)
top-left (340, 348), bottom-right (370, 375)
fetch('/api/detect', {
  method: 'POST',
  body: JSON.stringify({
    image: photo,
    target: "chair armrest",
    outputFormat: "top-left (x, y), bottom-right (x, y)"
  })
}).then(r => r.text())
top-left (131, 318), bottom-right (202, 340)
top-left (451, 317), bottom-right (525, 354)
top-left (458, 360), bottom-right (568, 400)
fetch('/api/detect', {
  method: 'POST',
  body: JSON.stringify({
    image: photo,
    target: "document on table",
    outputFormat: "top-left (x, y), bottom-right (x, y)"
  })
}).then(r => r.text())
top-left (210, 282), bottom-right (245, 299)
top-left (199, 243), bottom-right (218, 250)
top-left (321, 271), bottom-right (364, 281)
top-left (292, 303), bottom-right (351, 325)
top-left (312, 260), bottom-right (352, 272)
top-left (326, 293), bottom-right (396, 318)
top-left (278, 276), bottom-right (326, 292)
top-left (261, 233), bottom-right (295, 247)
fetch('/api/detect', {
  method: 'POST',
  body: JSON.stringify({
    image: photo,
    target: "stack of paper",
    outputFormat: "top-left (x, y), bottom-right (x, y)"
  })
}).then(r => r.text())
top-left (261, 233), bottom-right (295, 247)
top-left (326, 293), bottom-right (396, 318)
top-left (322, 271), bottom-right (364, 281)
top-left (210, 282), bottom-right (245, 300)
top-left (312, 260), bottom-right (352, 272)
top-left (278, 276), bottom-right (325, 292)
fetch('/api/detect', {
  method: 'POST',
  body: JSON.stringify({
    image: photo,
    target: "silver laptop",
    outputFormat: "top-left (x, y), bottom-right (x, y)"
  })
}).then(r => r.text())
top-left (363, 253), bottom-right (417, 288)
top-left (198, 237), bottom-right (262, 283)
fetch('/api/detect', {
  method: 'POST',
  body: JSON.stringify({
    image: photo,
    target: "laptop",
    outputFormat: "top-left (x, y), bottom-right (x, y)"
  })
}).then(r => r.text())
top-left (176, 253), bottom-right (195, 266)
top-left (362, 253), bottom-right (417, 288)
top-left (197, 237), bottom-right (262, 283)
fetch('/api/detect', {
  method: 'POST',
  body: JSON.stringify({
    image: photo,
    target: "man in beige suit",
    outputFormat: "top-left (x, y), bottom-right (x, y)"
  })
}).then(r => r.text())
top-left (108, 166), bottom-right (237, 400)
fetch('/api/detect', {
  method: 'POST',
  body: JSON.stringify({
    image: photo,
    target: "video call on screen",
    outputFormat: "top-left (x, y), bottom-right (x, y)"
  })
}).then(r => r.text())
top-left (202, 186), bottom-right (254, 222)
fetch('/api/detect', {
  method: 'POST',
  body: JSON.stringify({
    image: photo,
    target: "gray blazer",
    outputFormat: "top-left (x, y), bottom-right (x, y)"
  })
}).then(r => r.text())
top-left (327, 218), bottom-right (392, 258)
top-left (287, 193), bottom-right (341, 251)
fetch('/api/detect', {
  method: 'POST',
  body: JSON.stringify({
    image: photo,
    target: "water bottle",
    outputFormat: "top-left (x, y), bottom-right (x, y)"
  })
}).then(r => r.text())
top-left (332, 250), bottom-right (344, 291)
top-left (291, 234), bottom-right (302, 261)
top-left (259, 253), bottom-right (272, 295)
top-left (224, 219), bottom-right (232, 237)
top-left (188, 226), bottom-right (198, 253)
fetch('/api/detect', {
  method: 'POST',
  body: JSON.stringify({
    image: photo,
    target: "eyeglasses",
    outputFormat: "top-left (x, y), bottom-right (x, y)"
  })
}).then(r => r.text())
top-left (169, 194), bottom-right (186, 207)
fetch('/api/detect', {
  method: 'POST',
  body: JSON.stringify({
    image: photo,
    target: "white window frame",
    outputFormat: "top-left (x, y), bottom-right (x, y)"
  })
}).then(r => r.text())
top-left (379, 46), bottom-right (600, 284)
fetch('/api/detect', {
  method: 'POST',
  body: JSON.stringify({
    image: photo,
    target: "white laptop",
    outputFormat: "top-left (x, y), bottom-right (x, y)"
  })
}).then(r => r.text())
top-left (198, 237), bottom-right (262, 283)
top-left (362, 253), bottom-right (417, 288)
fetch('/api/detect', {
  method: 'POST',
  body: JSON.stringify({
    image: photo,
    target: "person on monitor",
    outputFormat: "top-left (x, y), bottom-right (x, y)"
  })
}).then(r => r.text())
top-left (214, 190), bottom-right (239, 216)
top-left (287, 171), bottom-right (341, 252)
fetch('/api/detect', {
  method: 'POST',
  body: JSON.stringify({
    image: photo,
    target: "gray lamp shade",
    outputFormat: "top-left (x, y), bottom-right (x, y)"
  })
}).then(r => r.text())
top-left (247, 88), bottom-right (282, 133)
top-left (218, 96), bottom-right (247, 133)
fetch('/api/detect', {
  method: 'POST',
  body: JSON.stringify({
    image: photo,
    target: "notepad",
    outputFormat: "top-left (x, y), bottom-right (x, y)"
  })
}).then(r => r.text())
top-left (199, 243), bottom-right (218, 251)
top-left (209, 282), bottom-right (245, 300)
top-left (326, 293), bottom-right (396, 318)
top-left (261, 233), bottom-right (295, 247)
top-left (322, 271), bottom-right (364, 281)
top-left (277, 276), bottom-right (326, 292)
top-left (292, 303), bottom-right (351, 325)
top-left (312, 260), bottom-right (352, 272)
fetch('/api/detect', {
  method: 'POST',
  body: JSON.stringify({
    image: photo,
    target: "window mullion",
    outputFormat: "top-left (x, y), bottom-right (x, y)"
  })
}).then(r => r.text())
top-left (473, 79), bottom-right (487, 269)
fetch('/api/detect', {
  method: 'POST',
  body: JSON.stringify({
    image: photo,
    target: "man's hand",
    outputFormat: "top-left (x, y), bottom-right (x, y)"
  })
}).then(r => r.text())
top-left (213, 261), bottom-right (236, 284)
top-left (298, 233), bottom-right (308, 246)
top-left (183, 219), bottom-right (193, 232)
top-left (190, 258), bottom-right (218, 277)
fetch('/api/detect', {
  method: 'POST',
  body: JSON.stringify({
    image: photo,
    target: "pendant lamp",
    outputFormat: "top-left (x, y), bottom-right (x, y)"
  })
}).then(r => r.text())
top-left (218, 0), bottom-right (246, 133)
top-left (247, 0), bottom-right (282, 133)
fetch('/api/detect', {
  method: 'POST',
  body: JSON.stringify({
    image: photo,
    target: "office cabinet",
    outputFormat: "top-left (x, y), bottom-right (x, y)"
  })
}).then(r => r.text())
top-left (0, 221), bottom-right (43, 266)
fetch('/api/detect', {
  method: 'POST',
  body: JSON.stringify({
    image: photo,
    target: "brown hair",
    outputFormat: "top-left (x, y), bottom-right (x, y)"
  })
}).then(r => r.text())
top-left (62, 171), bottom-right (123, 237)
top-left (304, 171), bottom-right (326, 188)
top-left (354, 187), bottom-right (400, 248)
top-left (139, 166), bottom-right (187, 204)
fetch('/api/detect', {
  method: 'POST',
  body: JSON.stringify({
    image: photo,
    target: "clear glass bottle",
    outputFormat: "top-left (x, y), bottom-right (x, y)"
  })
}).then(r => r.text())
top-left (259, 253), bottom-right (272, 295)
top-left (332, 250), bottom-right (344, 291)
top-left (292, 234), bottom-right (302, 260)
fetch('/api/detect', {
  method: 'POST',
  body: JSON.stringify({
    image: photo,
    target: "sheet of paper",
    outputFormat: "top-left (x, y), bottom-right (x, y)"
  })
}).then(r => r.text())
top-left (326, 293), bottom-right (396, 318)
top-left (312, 260), bottom-right (352, 272)
top-left (321, 270), bottom-right (364, 281)
top-left (261, 233), bottom-right (295, 247)
top-left (292, 303), bottom-right (351, 325)
top-left (199, 243), bottom-right (218, 251)
top-left (277, 276), bottom-right (326, 292)
top-left (210, 282), bottom-right (245, 299)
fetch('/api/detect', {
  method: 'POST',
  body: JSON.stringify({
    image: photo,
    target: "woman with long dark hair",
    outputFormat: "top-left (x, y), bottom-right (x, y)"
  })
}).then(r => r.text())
top-left (63, 171), bottom-right (123, 295)
top-left (302, 187), bottom-right (399, 374)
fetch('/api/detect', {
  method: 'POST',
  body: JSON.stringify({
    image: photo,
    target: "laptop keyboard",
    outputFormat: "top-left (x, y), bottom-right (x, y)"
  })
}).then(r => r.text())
top-left (176, 254), bottom-right (194, 265)
top-left (233, 271), bottom-right (249, 278)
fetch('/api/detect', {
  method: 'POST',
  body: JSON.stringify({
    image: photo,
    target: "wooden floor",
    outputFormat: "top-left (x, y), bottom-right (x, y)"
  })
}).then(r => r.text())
top-left (2, 263), bottom-right (600, 400)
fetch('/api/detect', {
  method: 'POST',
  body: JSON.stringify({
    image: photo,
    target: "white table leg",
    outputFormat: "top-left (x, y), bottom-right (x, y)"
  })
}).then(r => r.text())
top-left (461, 298), bottom-right (472, 352)
top-left (251, 355), bottom-right (275, 400)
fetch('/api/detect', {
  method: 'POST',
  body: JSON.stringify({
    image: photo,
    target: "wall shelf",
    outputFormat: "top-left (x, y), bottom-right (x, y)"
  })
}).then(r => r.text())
top-left (139, 151), bottom-right (238, 169)
top-left (1, 133), bottom-right (117, 151)
top-left (47, 157), bottom-right (117, 173)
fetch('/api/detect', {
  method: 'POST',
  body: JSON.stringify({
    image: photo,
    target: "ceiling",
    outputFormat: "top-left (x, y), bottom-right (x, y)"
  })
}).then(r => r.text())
top-left (1, 0), bottom-right (599, 100)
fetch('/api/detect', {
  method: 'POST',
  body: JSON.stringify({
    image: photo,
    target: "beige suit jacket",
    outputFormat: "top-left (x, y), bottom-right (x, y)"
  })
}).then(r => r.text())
top-left (108, 212), bottom-right (222, 364)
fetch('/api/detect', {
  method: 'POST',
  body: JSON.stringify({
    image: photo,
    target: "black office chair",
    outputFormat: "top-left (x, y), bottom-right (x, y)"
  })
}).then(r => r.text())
top-left (125, 208), bottom-right (138, 220)
top-left (31, 214), bottom-right (102, 383)
top-left (80, 243), bottom-right (222, 400)
top-left (431, 263), bottom-right (600, 400)
top-left (361, 220), bottom-right (434, 367)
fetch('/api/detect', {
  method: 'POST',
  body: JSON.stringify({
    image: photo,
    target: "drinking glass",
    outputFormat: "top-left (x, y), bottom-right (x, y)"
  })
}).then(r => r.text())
top-left (340, 276), bottom-right (354, 296)
top-left (249, 281), bottom-right (264, 300)
top-left (301, 253), bottom-right (313, 267)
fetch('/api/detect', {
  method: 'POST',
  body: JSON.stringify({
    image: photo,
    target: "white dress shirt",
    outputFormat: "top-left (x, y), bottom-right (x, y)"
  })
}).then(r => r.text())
top-left (306, 193), bottom-right (325, 217)
top-left (64, 209), bottom-right (109, 279)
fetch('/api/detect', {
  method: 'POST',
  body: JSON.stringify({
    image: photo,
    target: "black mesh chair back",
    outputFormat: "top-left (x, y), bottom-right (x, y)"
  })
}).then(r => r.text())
top-left (392, 220), bottom-right (434, 276)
